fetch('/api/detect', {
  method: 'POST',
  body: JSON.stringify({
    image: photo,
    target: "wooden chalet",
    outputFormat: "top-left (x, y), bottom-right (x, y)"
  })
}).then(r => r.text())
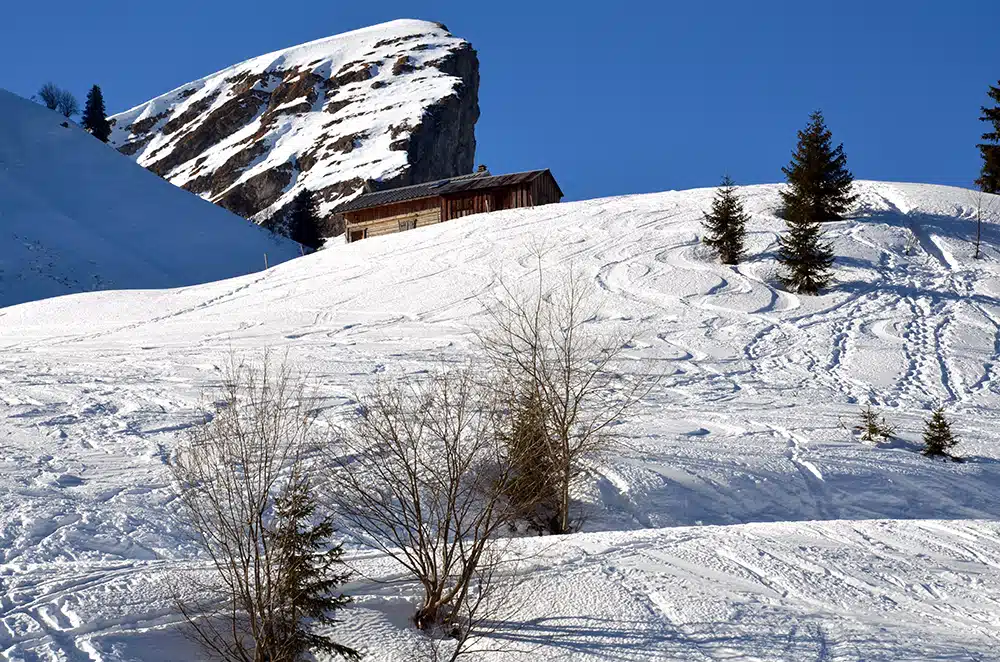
top-left (333, 169), bottom-right (563, 243)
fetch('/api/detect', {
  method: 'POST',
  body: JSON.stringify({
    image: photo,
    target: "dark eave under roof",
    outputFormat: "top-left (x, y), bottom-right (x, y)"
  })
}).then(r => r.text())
top-left (332, 169), bottom-right (562, 214)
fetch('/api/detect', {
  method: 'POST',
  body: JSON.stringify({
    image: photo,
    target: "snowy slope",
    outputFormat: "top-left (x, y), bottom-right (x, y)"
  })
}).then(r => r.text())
top-left (2, 181), bottom-right (1000, 660)
top-left (108, 19), bottom-right (479, 223)
top-left (0, 90), bottom-right (299, 308)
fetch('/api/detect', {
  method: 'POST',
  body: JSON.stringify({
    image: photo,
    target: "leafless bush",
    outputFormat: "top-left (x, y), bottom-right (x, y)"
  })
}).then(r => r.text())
top-left (171, 354), bottom-right (357, 661)
top-left (38, 82), bottom-right (60, 110)
top-left (325, 368), bottom-right (530, 653)
top-left (56, 90), bottom-right (79, 118)
top-left (38, 83), bottom-right (78, 117)
top-left (479, 260), bottom-right (654, 534)
top-left (968, 189), bottom-right (998, 259)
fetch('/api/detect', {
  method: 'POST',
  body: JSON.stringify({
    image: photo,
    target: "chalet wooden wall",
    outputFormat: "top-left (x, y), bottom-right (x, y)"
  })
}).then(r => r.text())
top-left (530, 172), bottom-right (562, 206)
top-left (344, 197), bottom-right (442, 241)
top-left (440, 182), bottom-right (554, 221)
top-left (342, 171), bottom-right (563, 243)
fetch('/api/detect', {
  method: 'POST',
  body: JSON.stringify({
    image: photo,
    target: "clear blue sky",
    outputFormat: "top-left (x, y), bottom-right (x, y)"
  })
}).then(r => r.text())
top-left (3, 0), bottom-right (999, 201)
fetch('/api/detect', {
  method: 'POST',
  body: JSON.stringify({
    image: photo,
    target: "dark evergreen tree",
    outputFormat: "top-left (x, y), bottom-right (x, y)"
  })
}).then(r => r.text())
top-left (505, 388), bottom-right (560, 534)
top-left (268, 476), bottom-right (358, 660)
top-left (922, 407), bottom-right (959, 460)
top-left (81, 85), bottom-right (112, 143)
top-left (702, 175), bottom-right (749, 265)
top-left (976, 81), bottom-right (1000, 194)
top-left (286, 190), bottom-right (323, 250)
top-left (777, 111), bottom-right (856, 294)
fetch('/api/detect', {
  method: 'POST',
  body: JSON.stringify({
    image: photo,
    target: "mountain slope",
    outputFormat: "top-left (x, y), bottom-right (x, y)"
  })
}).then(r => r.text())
top-left (109, 19), bottom-right (479, 224)
top-left (2, 181), bottom-right (999, 659)
top-left (0, 89), bottom-right (299, 308)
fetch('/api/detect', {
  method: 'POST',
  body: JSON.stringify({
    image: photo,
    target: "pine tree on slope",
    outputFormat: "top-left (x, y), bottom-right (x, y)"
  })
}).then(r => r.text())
top-left (702, 175), bottom-right (749, 265)
top-left (81, 85), bottom-right (112, 143)
top-left (777, 111), bottom-right (857, 294)
top-left (267, 476), bottom-right (358, 660)
top-left (922, 407), bottom-right (959, 460)
top-left (286, 190), bottom-right (323, 250)
top-left (977, 81), bottom-right (1000, 194)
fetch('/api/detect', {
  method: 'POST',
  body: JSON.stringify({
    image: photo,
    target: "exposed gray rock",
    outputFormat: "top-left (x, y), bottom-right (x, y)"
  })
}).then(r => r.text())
top-left (109, 19), bottom-right (479, 235)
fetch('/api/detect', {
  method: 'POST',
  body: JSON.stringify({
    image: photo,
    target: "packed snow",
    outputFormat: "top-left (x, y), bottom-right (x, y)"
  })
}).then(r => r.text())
top-left (0, 90), bottom-right (299, 308)
top-left (1, 181), bottom-right (1000, 660)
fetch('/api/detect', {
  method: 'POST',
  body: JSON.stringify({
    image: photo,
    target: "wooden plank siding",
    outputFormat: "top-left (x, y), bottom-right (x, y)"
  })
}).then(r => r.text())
top-left (530, 171), bottom-right (562, 206)
top-left (343, 197), bottom-right (442, 242)
top-left (342, 170), bottom-right (563, 243)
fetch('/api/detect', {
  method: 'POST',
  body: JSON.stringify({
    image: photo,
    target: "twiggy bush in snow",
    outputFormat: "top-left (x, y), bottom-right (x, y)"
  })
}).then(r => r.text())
top-left (326, 368), bottom-right (531, 650)
top-left (479, 261), bottom-right (655, 535)
top-left (171, 354), bottom-right (357, 662)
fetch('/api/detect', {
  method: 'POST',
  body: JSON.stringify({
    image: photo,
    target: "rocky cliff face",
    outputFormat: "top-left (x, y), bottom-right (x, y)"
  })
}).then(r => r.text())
top-left (109, 19), bottom-right (479, 227)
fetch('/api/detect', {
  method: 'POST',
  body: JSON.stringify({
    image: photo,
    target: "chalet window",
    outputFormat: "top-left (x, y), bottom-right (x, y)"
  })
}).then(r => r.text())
top-left (399, 219), bottom-right (417, 232)
top-left (349, 228), bottom-right (368, 243)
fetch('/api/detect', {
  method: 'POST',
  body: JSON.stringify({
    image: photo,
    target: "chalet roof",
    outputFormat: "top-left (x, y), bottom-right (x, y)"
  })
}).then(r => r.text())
top-left (333, 169), bottom-right (562, 213)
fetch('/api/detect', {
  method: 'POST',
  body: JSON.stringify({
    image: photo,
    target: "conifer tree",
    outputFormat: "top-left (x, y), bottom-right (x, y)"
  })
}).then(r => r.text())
top-left (81, 85), bottom-right (112, 143)
top-left (855, 404), bottom-right (895, 443)
top-left (268, 476), bottom-right (358, 660)
top-left (286, 190), bottom-right (323, 250)
top-left (702, 175), bottom-right (749, 264)
top-left (976, 81), bottom-right (1000, 194)
top-left (922, 407), bottom-right (959, 459)
top-left (777, 111), bottom-right (856, 294)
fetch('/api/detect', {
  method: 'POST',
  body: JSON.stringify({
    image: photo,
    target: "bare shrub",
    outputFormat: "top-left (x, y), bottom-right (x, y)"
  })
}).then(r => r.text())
top-left (38, 82), bottom-right (60, 110)
top-left (325, 368), bottom-right (529, 652)
top-left (170, 354), bottom-right (357, 661)
top-left (479, 261), bottom-right (654, 534)
top-left (56, 90), bottom-right (79, 118)
top-left (968, 189), bottom-right (998, 259)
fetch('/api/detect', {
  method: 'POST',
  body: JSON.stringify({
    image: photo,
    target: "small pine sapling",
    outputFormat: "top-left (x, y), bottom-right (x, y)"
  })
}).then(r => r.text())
top-left (921, 407), bottom-right (960, 460)
top-left (854, 404), bottom-right (896, 443)
top-left (268, 476), bottom-right (358, 660)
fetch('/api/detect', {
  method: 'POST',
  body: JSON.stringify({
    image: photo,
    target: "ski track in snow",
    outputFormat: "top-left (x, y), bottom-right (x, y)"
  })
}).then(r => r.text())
top-left (2, 181), bottom-right (1000, 659)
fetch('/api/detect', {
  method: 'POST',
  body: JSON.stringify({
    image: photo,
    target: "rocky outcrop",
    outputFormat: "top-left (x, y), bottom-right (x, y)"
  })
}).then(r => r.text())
top-left (110, 19), bottom-right (479, 230)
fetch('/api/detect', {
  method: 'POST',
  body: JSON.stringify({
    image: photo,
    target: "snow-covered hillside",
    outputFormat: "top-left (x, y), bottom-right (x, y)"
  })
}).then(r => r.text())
top-left (109, 19), bottom-right (479, 223)
top-left (2, 181), bottom-right (1000, 660)
top-left (0, 90), bottom-right (299, 308)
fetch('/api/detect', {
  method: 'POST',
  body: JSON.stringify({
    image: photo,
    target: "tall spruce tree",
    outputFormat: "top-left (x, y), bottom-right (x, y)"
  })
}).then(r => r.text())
top-left (921, 407), bottom-right (959, 459)
top-left (702, 175), bottom-right (749, 265)
top-left (268, 476), bottom-right (358, 660)
top-left (81, 85), bottom-right (112, 143)
top-left (976, 81), bottom-right (1000, 194)
top-left (287, 190), bottom-right (323, 250)
top-left (777, 111), bottom-right (856, 294)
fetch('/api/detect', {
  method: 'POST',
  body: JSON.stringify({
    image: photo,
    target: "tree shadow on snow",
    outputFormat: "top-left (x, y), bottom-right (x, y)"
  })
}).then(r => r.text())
top-left (484, 614), bottom-right (986, 661)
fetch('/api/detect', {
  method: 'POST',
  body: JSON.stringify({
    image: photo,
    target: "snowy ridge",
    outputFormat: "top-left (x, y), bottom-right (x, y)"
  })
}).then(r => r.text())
top-left (2, 181), bottom-right (1000, 659)
top-left (109, 19), bottom-right (478, 223)
top-left (0, 89), bottom-right (299, 309)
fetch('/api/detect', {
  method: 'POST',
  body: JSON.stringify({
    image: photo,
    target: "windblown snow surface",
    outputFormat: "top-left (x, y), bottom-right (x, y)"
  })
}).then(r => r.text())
top-left (0, 90), bottom-right (299, 309)
top-left (2, 181), bottom-right (1000, 660)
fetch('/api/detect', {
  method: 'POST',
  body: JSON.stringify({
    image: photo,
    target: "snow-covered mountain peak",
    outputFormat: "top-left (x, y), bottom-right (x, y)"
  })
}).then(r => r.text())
top-left (109, 19), bottom-right (479, 225)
